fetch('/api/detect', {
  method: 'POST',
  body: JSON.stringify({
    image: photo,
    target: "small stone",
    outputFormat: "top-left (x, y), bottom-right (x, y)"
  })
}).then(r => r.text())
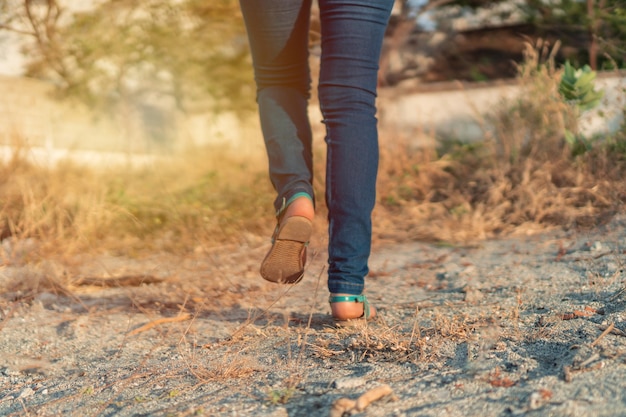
top-left (529, 391), bottom-right (543, 409)
top-left (461, 265), bottom-right (477, 276)
top-left (436, 272), bottom-right (448, 281)
top-left (35, 292), bottom-right (58, 306)
top-left (1, 368), bottom-right (21, 377)
top-left (332, 377), bottom-right (367, 390)
top-left (590, 241), bottom-right (603, 252)
top-left (19, 387), bottom-right (35, 398)
top-left (463, 286), bottom-right (484, 304)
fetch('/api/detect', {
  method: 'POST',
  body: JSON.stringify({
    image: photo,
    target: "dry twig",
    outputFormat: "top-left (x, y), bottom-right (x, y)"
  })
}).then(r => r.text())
top-left (330, 384), bottom-right (394, 417)
top-left (75, 275), bottom-right (163, 287)
top-left (591, 323), bottom-right (615, 347)
top-left (128, 313), bottom-right (192, 336)
top-left (599, 324), bottom-right (626, 337)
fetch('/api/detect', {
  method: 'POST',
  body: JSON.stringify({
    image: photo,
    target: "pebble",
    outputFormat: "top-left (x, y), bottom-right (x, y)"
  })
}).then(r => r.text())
top-left (332, 377), bottom-right (366, 389)
top-left (463, 286), bottom-right (484, 304)
top-left (19, 387), bottom-right (35, 398)
top-left (1, 368), bottom-right (21, 377)
top-left (35, 292), bottom-right (59, 306)
top-left (590, 241), bottom-right (604, 252)
top-left (528, 391), bottom-right (544, 409)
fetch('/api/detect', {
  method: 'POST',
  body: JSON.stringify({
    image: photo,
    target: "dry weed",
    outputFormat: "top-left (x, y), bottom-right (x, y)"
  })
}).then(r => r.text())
top-left (1, 39), bottom-right (626, 299)
top-left (185, 347), bottom-right (261, 382)
top-left (0, 139), bottom-right (273, 262)
top-left (374, 40), bottom-right (626, 245)
top-left (304, 305), bottom-right (495, 365)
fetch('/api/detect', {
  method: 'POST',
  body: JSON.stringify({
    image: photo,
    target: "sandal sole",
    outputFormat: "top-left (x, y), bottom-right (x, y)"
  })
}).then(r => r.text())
top-left (333, 317), bottom-right (370, 328)
top-left (260, 216), bottom-right (312, 284)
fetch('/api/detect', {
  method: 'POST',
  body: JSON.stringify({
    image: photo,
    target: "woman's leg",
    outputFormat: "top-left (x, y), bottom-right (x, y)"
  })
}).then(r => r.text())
top-left (240, 0), bottom-right (315, 284)
top-left (239, 0), bottom-right (315, 212)
top-left (318, 0), bottom-right (393, 305)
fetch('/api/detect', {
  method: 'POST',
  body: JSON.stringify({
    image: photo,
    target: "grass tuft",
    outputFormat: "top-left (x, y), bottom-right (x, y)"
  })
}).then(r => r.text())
top-left (0, 142), bottom-right (274, 261)
top-left (1, 40), bottom-right (625, 267)
top-left (374, 41), bottom-right (626, 244)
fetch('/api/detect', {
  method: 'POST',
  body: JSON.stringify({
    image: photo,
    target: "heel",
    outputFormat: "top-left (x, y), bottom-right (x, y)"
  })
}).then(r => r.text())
top-left (328, 294), bottom-right (372, 321)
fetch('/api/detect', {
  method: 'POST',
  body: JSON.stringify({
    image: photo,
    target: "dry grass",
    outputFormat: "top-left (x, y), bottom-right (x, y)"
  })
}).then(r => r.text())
top-left (1, 41), bottom-right (625, 265)
top-left (374, 42), bottom-right (626, 245)
top-left (0, 141), bottom-right (275, 262)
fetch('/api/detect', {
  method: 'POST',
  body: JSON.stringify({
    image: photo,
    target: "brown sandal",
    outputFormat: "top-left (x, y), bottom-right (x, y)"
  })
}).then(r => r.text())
top-left (260, 215), bottom-right (312, 284)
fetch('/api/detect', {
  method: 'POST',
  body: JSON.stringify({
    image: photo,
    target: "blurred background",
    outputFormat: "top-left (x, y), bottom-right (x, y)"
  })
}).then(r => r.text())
top-left (0, 0), bottom-right (625, 257)
top-left (1, 0), bottom-right (624, 157)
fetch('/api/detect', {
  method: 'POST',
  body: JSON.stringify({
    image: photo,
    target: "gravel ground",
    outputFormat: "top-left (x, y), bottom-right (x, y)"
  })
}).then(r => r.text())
top-left (1, 215), bottom-right (626, 417)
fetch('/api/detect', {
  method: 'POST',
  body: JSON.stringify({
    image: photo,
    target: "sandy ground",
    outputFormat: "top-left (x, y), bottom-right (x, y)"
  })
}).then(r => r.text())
top-left (1, 215), bottom-right (626, 417)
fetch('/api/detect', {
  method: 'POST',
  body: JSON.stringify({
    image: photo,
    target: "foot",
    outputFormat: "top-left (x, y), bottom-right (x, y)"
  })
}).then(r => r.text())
top-left (284, 195), bottom-right (314, 221)
top-left (260, 195), bottom-right (314, 284)
top-left (329, 294), bottom-right (376, 321)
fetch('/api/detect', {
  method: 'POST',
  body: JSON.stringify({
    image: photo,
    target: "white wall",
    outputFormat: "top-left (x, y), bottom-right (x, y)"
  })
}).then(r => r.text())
top-left (376, 73), bottom-right (626, 146)
top-left (0, 74), bottom-right (265, 166)
top-left (2, 72), bottom-right (624, 167)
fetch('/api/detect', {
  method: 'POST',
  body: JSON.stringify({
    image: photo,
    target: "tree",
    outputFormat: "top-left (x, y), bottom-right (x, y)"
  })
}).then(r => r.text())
top-left (0, 0), bottom-right (254, 114)
top-left (525, 0), bottom-right (626, 69)
top-left (0, 1), bottom-right (69, 80)
top-left (379, 0), bottom-right (625, 85)
top-left (380, 0), bottom-right (524, 84)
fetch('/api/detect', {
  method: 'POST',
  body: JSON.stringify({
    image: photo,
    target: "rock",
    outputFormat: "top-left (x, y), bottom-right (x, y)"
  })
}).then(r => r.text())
top-left (332, 377), bottom-right (366, 390)
top-left (589, 241), bottom-right (603, 252)
top-left (19, 387), bottom-right (35, 398)
top-left (463, 285), bottom-right (484, 303)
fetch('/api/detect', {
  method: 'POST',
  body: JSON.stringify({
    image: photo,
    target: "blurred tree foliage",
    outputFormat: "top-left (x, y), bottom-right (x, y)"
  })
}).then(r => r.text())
top-left (0, 0), bottom-right (254, 114)
top-left (2, 0), bottom-right (623, 114)
top-left (524, 0), bottom-right (626, 69)
top-left (399, 0), bottom-right (625, 70)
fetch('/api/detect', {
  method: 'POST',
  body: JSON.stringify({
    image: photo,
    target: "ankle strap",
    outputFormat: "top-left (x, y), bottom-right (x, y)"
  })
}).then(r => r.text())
top-left (276, 192), bottom-right (313, 218)
top-left (329, 295), bottom-right (366, 303)
top-left (328, 294), bottom-right (370, 319)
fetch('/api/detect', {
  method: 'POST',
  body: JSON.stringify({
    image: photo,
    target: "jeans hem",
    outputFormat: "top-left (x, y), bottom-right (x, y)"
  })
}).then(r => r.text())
top-left (327, 281), bottom-right (364, 295)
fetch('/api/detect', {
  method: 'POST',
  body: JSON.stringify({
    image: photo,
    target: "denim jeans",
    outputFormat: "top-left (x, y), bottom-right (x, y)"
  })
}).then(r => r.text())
top-left (240, 0), bottom-right (393, 295)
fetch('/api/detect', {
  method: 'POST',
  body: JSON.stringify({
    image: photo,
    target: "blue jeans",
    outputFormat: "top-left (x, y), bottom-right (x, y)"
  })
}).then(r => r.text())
top-left (240, 0), bottom-right (393, 295)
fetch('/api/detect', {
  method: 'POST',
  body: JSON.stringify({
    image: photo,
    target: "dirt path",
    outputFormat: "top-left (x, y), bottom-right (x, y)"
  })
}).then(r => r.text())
top-left (1, 216), bottom-right (626, 416)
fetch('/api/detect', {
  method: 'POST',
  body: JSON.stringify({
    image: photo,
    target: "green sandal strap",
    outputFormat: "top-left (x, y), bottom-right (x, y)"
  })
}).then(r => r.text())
top-left (328, 294), bottom-right (371, 319)
top-left (276, 192), bottom-right (313, 218)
